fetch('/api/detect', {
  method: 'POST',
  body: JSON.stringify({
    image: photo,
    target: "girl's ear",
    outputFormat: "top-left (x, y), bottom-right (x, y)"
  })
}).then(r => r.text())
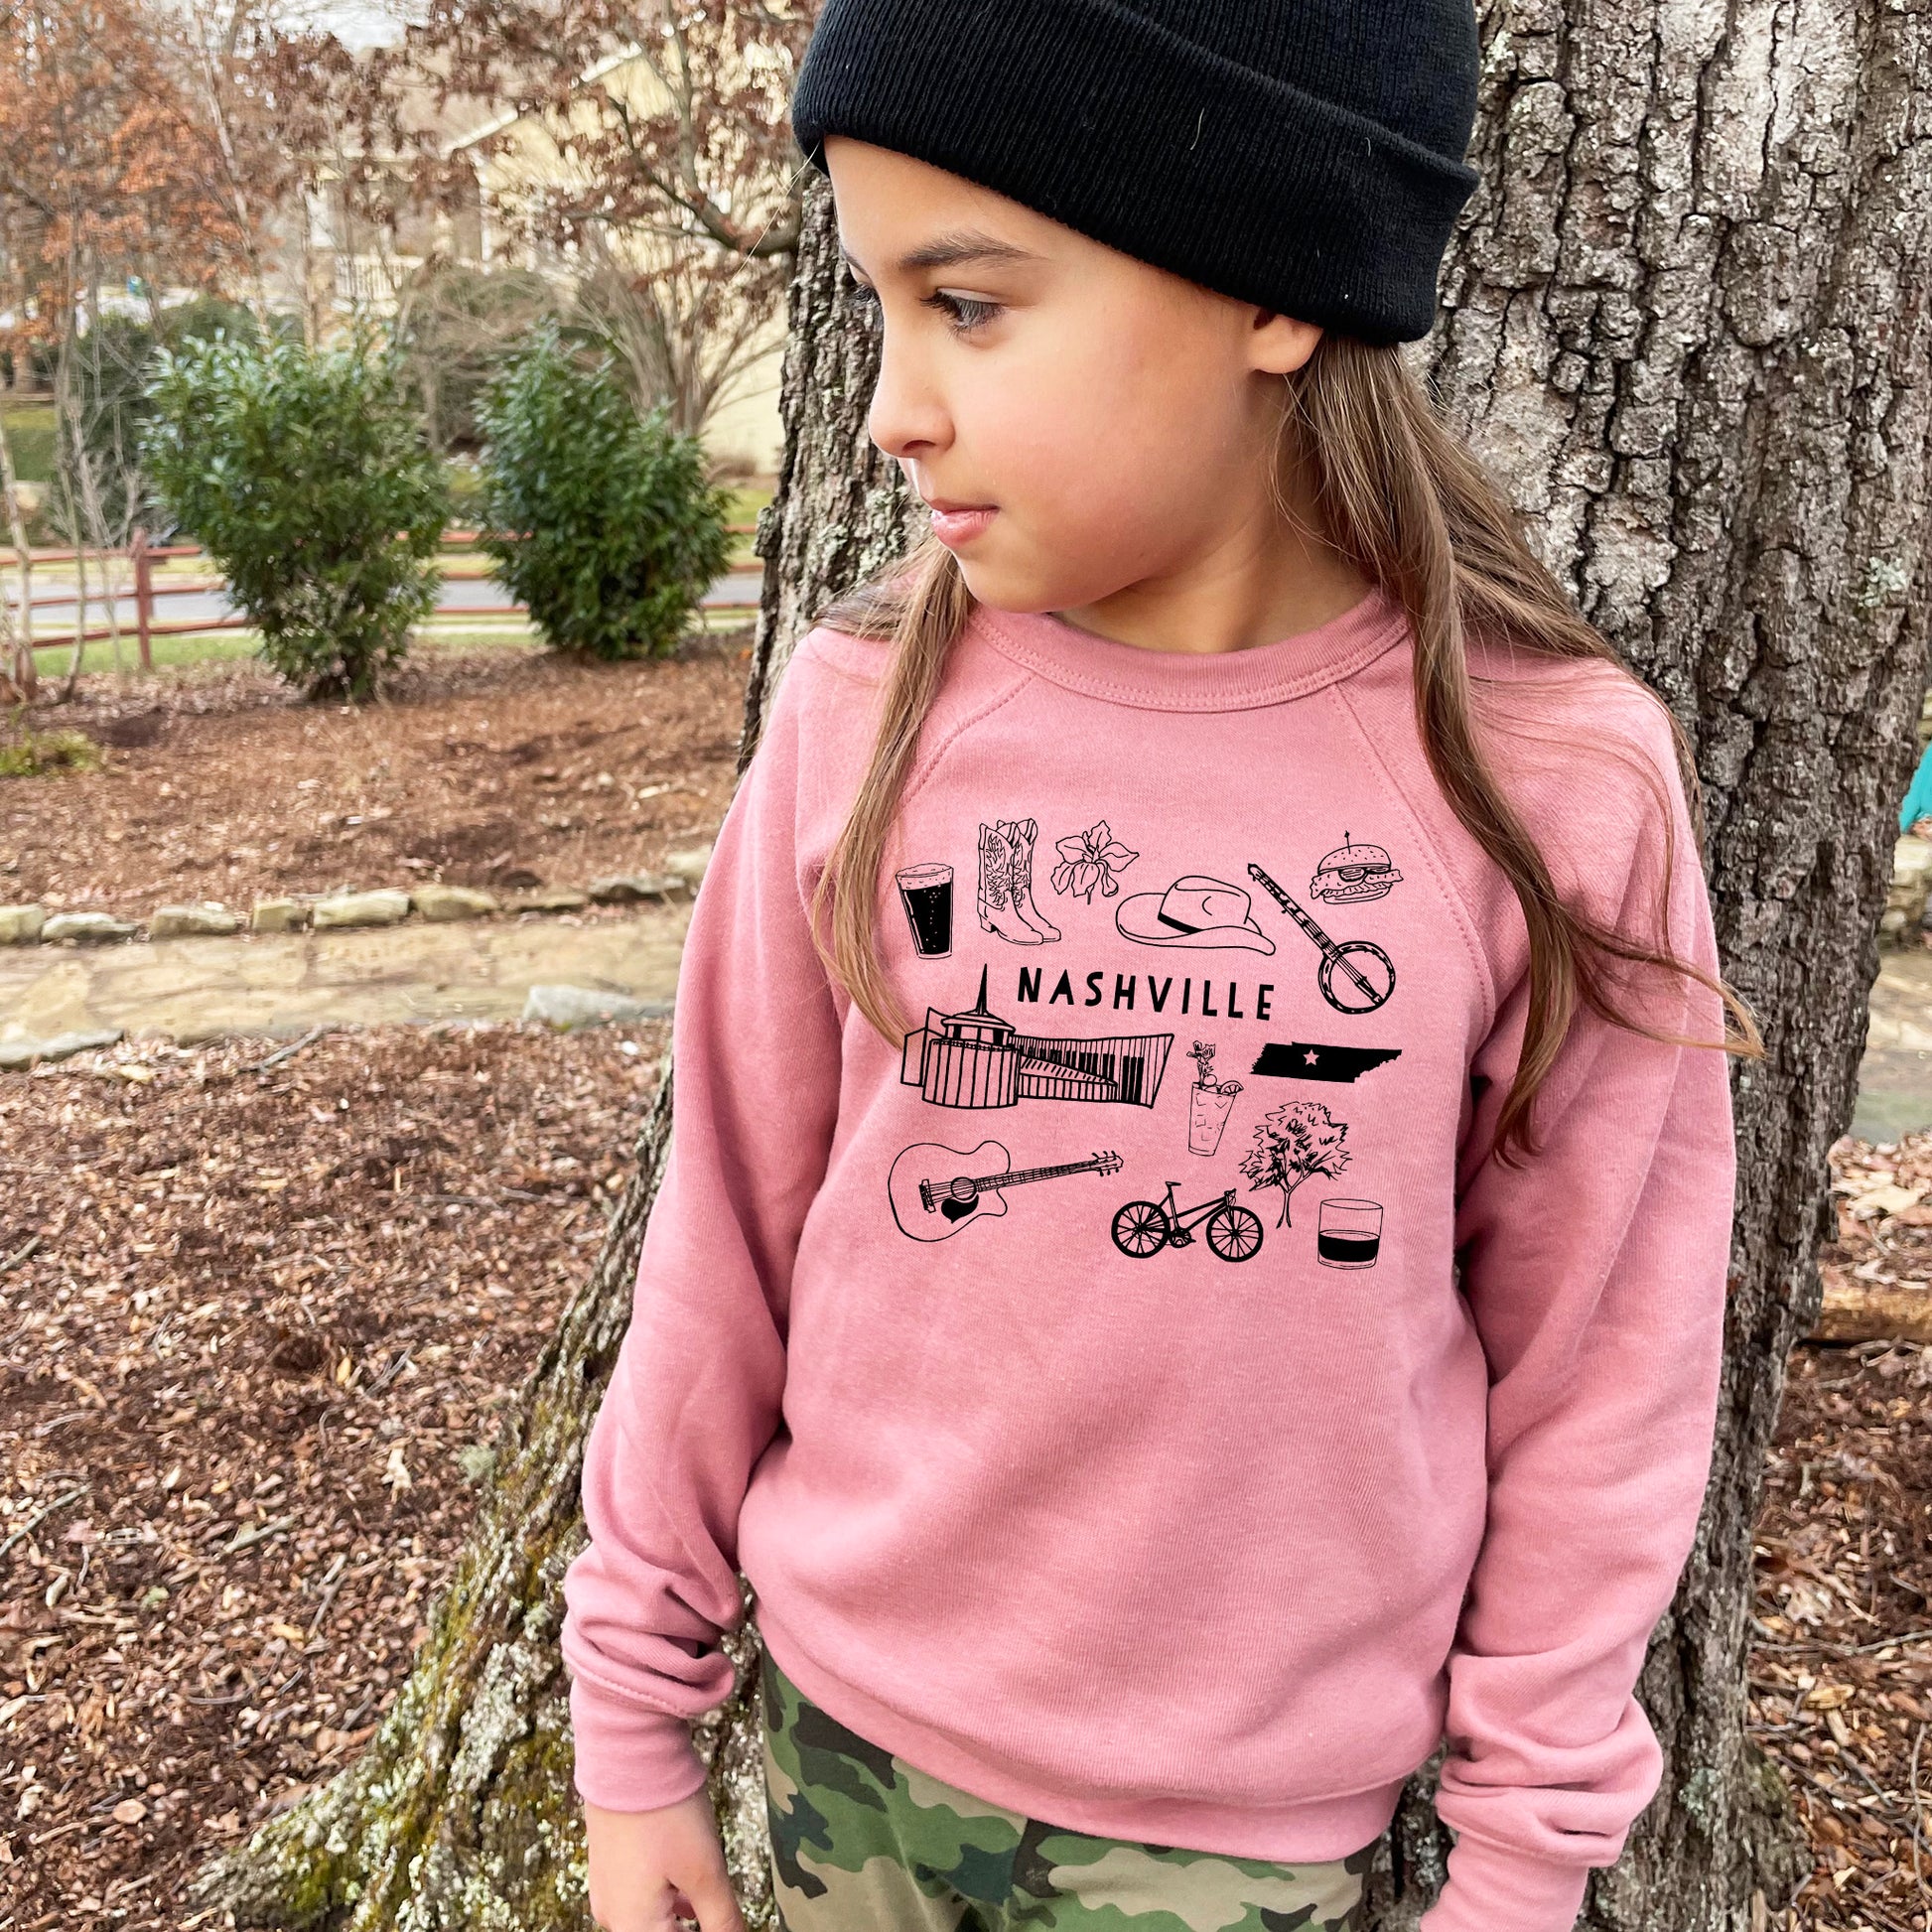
top-left (1249, 309), bottom-right (1324, 377)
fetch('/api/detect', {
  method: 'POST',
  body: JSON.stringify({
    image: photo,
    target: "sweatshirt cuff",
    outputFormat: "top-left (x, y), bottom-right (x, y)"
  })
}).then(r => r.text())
top-left (568, 1674), bottom-right (712, 1813)
top-left (1415, 1831), bottom-right (1592, 1932)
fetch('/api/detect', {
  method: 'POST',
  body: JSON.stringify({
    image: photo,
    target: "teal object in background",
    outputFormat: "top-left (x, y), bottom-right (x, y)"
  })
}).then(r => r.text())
top-left (1902, 742), bottom-right (1932, 833)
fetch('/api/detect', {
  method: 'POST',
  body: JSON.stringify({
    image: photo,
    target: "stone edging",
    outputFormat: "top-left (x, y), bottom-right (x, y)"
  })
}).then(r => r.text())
top-left (0, 845), bottom-right (713, 949)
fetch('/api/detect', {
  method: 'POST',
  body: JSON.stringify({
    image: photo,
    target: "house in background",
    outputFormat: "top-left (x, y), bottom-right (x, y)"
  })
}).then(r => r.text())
top-left (293, 43), bottom-right (787, 483)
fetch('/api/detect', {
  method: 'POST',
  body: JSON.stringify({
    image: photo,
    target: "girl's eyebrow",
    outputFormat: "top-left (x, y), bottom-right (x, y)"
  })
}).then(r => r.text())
top-left (841, 228), bottom-right (1041, 275)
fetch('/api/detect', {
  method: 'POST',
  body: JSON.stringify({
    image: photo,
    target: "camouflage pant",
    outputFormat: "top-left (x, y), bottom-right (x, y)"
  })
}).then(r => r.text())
top-left (759, 1649), bottom-right (1375, 1931)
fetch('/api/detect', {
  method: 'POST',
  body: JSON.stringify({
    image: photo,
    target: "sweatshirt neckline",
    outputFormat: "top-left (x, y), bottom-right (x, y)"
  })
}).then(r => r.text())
top-left (971, 582), bottom-right (1409, 712)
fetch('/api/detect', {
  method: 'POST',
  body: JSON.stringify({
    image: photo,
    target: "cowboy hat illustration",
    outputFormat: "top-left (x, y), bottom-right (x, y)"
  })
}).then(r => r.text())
top-left (1114, 874), bottom-right (1277, 952)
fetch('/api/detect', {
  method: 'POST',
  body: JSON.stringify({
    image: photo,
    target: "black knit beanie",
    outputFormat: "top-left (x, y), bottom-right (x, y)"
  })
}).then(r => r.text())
top-left (789, 0), bottom-right (1481, 345)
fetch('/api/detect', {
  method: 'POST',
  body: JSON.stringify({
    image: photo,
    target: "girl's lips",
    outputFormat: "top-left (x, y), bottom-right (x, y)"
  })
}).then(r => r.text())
top-left (929, 504), bottom-right (997, 546)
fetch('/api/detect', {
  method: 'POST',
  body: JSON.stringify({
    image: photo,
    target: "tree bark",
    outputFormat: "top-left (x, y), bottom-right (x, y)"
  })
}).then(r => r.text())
top-left (1376, 4), bottom-right (1932, 1928)
top-left (206, 2), bottom-right (1932, 1922)
top-left (744, 175), bottom-right (914, 753)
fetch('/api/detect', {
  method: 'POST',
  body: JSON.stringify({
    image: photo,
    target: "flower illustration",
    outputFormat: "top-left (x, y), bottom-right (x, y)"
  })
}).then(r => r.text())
top-left (1051, 820), bottom-right (1139, 901)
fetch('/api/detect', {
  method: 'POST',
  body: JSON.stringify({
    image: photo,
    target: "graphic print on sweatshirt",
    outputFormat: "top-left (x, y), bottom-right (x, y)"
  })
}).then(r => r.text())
top-left (899, 965), bottom-right (1174, 1109)
top-left (888, 825), bottom-right (1402, 1267)
top-left (1051, 818), bottom-right (1139, 904)
top-left (894, 861), bottom-right (957, 958)
top-left (887, 1137), bottom-right (1122, 1240)
top-left (1183, 1039), bottom-right (1243, 1156)
top-left (1109, 1173), bottom-right (1267, 1263)
top-left (1251, 1041), bottom-right (1402, 1083)
top-left (1238, 1098), bottom-right (1353, 1231)
top-left (1315, 1194), bottom-right (1384, 1269)
top-left (1309, 832), bottom-right (1403, 905)
top-left (1245, 861), bottom-right (1396, 1014)
top-left (975, 817), bottom-right (1061, 944)
top-left (1114, 870), bottom-right (1277, 952)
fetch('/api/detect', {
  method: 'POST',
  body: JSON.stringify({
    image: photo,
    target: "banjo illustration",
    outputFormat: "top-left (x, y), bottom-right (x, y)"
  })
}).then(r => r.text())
top-left (888, 1139), bottom-right (1122, 1241)
top-left (1246, 863), bottom-right (1396, 1014)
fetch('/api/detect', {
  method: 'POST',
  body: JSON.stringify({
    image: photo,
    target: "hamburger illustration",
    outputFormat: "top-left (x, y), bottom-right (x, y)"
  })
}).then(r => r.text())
top-left (1310, 835), bottom-right (1402, 905)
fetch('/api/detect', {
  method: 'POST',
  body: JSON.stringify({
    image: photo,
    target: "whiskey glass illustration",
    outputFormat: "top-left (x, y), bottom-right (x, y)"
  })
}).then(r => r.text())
top-left (897, 863), bottom-right (954, 958)
top-left (1317, 1197), bottom-right (1383, 1269)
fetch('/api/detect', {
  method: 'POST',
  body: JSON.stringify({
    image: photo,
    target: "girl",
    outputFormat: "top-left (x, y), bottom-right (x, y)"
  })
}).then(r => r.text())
top-left (562, 4), bottom-right (1762, 1930)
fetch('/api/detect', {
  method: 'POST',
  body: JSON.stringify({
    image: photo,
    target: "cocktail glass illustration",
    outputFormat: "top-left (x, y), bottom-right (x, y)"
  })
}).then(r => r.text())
top-left (1187, 1079), bottom-right (1239, 1156)
top-left (897, 863), bottom-right (954, 958)
top-left (1184, 1038), bottom-right (1241, 1156)
top-left (1317, 1197), bottom-right (1383, 1269)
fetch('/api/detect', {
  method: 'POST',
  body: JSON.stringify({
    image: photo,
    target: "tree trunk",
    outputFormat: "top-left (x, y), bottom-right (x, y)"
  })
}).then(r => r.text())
top-left (1382, 5), bottom-right (1931, 1928)
top-left (206, 3), bottom-right (1932, 1921)
top-left (743, 177), bottom-right (914, 754)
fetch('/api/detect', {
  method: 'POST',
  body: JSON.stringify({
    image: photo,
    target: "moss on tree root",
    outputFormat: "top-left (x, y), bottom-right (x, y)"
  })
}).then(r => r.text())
top-left (198, 1062), bottom-right (779, 1931)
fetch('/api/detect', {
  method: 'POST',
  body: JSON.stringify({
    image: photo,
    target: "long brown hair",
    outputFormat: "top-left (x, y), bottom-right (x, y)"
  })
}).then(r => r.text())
top-left (803, 335), bottom-right (1762, 1165)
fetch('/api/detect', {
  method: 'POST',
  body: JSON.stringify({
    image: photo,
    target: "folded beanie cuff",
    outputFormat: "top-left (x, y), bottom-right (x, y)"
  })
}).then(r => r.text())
top-left (790, 0), bottom-right (1479, 345)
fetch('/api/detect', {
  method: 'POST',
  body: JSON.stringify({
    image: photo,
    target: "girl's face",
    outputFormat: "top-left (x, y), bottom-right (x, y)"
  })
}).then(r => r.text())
top-left (823, 134), bottom-right (1327, 622)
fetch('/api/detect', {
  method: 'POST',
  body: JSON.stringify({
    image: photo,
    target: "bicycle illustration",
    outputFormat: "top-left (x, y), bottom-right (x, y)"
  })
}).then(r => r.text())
top-left (1110, 1179), bottom-right (1265, 1263)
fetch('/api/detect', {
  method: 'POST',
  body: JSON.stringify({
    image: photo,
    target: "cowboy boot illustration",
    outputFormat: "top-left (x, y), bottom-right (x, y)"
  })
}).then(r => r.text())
top-left (1002, 817), bottom-right (1061, 941)
top-left (978, 821), bottom-right (1046, 944)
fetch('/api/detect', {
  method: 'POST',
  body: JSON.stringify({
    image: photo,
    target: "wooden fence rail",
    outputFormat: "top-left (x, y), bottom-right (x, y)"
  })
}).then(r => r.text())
top-left (5, 522), bottom-right (761, 663)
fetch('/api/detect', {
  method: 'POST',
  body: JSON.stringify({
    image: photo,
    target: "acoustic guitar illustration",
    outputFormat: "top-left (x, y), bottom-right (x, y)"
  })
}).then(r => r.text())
top-left (889, 1139), bottom-right (1123, 1241)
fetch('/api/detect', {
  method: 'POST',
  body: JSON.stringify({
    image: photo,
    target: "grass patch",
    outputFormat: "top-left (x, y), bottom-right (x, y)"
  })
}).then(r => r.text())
top-left (723, 484), bottom-right (768, 571)
top-left (33, 621), bottom-right (544, 679)
top-left (32, 629), bottom-right (265, 676)
top-left (0, 718), bottom-right (100, 776)
top-left (0, 401), bottom-right (57, 485)
top-left (412, 622), bottom-right (543, 653)
top-left (28, 602), bottom-right (747, 681)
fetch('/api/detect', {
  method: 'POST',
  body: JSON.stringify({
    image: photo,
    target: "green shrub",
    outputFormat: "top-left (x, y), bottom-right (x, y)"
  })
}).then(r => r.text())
top-left (51, 301), bottom-right (262, 545)
top-left (142, 334), bottom-right (449, 701)
top-left (476, 326), bottom-right (733, 660)
top-left (0, 720), bottom-right (100, 777)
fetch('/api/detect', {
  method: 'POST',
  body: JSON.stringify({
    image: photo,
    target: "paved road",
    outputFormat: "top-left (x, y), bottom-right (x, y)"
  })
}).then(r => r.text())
top-left (14, 567), bottom-right (765, 635)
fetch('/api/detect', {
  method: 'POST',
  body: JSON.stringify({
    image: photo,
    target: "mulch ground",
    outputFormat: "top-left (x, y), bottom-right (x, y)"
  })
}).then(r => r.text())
top-left (3, 1044), bottom-right (1930, 1929)
top-left (0, 1022), bottom-right (667, 1930)
top-left (2, 636), bottom-right (755, 920)
top-left (1758, 1130), bottom-right (1932, 1932)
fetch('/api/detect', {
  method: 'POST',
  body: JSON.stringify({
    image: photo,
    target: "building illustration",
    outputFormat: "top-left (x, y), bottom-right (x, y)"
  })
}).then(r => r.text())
top-left (900, 966), bottom-right (1173, 1109)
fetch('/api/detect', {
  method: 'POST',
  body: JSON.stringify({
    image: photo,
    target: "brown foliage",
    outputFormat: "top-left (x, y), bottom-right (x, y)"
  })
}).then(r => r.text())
top-left (0, 0), bottom-right (326, 344)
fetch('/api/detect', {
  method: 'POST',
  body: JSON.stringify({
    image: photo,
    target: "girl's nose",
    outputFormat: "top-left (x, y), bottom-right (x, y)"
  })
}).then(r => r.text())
top-left (867, 332), bottom-right (951, 463)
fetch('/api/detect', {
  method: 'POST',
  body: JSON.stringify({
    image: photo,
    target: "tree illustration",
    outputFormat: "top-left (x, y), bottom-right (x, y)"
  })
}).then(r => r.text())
top-left (1239, 1100), bottom-right (1350, 1227)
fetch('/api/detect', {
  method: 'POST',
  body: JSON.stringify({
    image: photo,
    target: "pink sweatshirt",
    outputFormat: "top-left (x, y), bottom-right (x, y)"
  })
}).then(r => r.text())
top-left (561, 584), bottom-right (1735, 1932)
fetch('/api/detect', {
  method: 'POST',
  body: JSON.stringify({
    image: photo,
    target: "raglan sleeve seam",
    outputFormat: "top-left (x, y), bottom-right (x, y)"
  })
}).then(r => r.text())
top-left (899, 658), bottom-right (1038, 813)
top-left (1327, 677), bottom-right (1499, 1041)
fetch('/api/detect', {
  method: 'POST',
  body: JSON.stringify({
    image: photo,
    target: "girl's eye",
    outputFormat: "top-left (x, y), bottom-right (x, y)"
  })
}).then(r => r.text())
top-left (923, 290), bottom-right (1002, 335)
top-left (841, 277), bottom-right (1000, 337)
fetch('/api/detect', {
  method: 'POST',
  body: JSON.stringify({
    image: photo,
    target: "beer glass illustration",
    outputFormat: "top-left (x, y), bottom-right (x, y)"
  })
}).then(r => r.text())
top-left (897, 863), bottom-right (954, 958)
top-left (1317, 1197), bottom-right (1383, 1269)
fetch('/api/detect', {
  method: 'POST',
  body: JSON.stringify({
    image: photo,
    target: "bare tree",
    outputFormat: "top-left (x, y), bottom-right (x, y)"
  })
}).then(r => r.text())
top-left (571, 223), bottom-right (781, 437)
top-left (360, 0), bottom-right (814, 433)
top-left (0, 408), bottom-right (37, 701)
